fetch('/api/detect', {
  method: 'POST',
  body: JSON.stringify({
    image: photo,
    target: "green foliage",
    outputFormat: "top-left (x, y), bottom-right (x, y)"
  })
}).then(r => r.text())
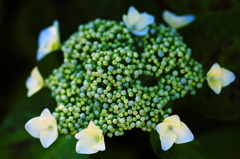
top-left (0, 91), bottom-right (88, 159)
top-left (180, 9), bottom-right (240, 67)
top-left (162, 0), bottom-right (240, 15)
top-left (178, 9), bottom-right (240, 120)
top-left (150, 126), bottom-right (240, 159)
top-left (41, 136), bottom-right (89, 159)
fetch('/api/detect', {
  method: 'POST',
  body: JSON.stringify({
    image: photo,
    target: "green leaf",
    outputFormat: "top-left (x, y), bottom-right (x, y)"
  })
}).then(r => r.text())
top-left (182, 83), bottom-right (240, 120)
top-left (180, 9), bottom-right (240, 67)
top-left (0, 90), bottom-right (88, 158)
top-left (150, 126), bottom-right (240, 159)
top-left (162, 0), bottom-right (240, 15)
top-left (177, 9), bottom-right (240, 120)
top-left (40, 136), bottom-right (89, 159)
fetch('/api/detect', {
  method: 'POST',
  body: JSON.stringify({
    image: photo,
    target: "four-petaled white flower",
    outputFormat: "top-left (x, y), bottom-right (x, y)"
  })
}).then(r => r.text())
top-left (156, 115), bottom-right (194, 151)
top-left (162, 10), bottom-right (195, 29)
top-left (207, 63), bottom-right (235, 94)
top-left (36, 20), bottom-right (61, 61)
top-left (75, 121), bottom-right (105, 154)
top-left (25, 108), bottom-right (58, 148)
top-left (26, 66), bottom-right (44, 97)
top-left (123, 6), bottom-right (155, 36)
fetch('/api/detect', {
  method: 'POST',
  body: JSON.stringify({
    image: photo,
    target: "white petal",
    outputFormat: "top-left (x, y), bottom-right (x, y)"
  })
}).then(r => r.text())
top-left (36, 20), bottom-right (61, 61)
top-left (174, 122), bottom-right (194, 144)
top-left (137, 12), bottom-right (155, 30)
top-left (32, 67), bottom-right (44, 81)
top-left (220, 68), bottom-right (235, 87)
top-left (26, 81), bottom-right (42, 97)
top-left (40, 129), bottom-right (58, 148)
top-left (26, 67), bottom-right (44, 97)
top-left (162, 10), bottom-right (195, 29)
top-left (127, 6), bottom-right (140, 26)
top-left (156, 122), bottom-right (169, 136)
top-left (75, 129), bottom-right (96, 142)
top-left (26, 76), bottom-right (38, 89)
top-left (75, 130), bottom-right (99, 154)
top-left (25, 117), bottom-right (47, 138)
top-left (88, 121), bottom-right (97, 130)
top-left (164, 115), bottom-right (181, 128)
top-left (123, 15), bottom-right (131, 30)
top-left (40, 108), bottom-right (56, 123)
top-left (75, 129), bottom-right (86, 140)
top-left (159, 130), bottom-right (177, 151)
top-left (75, 122), bottom-right (105, 154)
top-left (76, 140), bottom-right (99, 154)
top-left (93, 135), bottom-right (105, 151)
top-left (207, 63), bottom-right (222, 77)
top-left (87, 121), bottom-right (103, 136)
top-left (207, 78), bottom-right (222, 94)
top-left (129, 27), bottom-right (149, 36)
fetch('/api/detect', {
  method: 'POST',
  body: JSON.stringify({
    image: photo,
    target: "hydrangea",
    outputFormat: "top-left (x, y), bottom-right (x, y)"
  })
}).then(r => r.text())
top-left (26, 67), bottom-right (44, 97)
top-left (207, 63), bottom-right (235, 94)
top-left (75, 121), bottom-right (105, 154)
top-left (36, 20), bottom-right (61, 61)
top-left (123, 6), bottom-right (155, 36)
top-left (45, 18), bottom-right (204, 139)
top-left (25, 108), bottom-right (58, 148)
top-left (25, 6), bottom-right (209, 154)
top-left (162, 10), bottom-right (195, 29)
top-left (156, 115), bottom-right (194, 151)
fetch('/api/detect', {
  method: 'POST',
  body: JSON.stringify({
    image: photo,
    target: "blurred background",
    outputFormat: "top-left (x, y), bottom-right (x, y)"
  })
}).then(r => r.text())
top-left (1, 0), bottom-right (240, 158)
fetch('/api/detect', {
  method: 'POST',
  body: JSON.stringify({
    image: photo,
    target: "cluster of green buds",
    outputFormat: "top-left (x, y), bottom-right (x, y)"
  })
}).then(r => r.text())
top-left (25, 6), bottom-right (235, 154)
top-left (45, 16), bottom-right (204, 137)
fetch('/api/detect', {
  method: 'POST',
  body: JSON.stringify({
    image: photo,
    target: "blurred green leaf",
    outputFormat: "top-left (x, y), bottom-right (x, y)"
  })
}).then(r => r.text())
top-left (41, 136), bottom-right (89, 159)
top-left (162, 0), bottom-right (240, 15)
top-left (181, 9), bottom-right (240, 67)
top-left (177, 9), bottom-right (240, 120)
top-left (150, 126), bottom-right (240, 159)
top-left (182, 83), bottom-right (240, 120)
top-left (0, 90), bottom-right (88, 158)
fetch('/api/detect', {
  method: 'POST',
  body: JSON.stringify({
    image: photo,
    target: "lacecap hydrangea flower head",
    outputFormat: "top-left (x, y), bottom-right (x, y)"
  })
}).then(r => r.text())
top-left (25, 6), bottom-right (231, 154)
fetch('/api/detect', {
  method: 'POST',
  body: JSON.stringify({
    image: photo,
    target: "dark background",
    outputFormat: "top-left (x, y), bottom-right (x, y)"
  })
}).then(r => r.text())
top-left (1, 0), bottom-right (240, 158)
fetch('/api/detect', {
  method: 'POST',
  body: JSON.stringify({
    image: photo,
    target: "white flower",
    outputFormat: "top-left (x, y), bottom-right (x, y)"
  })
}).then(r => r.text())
top-left (123, 6), bottom-right (155, 36)
top-left (156, 115), bottom-right (194, 151)
top-left (162, 10), bottom-right (195, 29)
top-left (36, 20), bottom-right (61, 61)
top-left (26, 66), bottom-right (44, 97)
top-left (75, 121), bottom-right (105, 154)
top-left (25, 108), bottom-right (58, 148)
top-left (207, 63), bottom-right (235, 94)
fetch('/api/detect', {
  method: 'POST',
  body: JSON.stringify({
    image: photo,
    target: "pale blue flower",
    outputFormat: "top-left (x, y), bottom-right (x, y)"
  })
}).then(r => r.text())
top-left (162, 10), bottom-right (195, 29)
top-left (36, 20), bottom-right (61, 61)
top-left (123, 6), bottom-right (154, 36)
